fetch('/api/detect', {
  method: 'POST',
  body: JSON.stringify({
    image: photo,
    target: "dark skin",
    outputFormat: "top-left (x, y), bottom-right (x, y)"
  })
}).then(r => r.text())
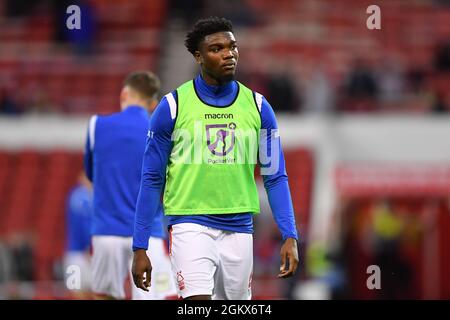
top-left (132, 31), bottom-right (299, 300)
top-left (194, 31), bottom-right (239, 86)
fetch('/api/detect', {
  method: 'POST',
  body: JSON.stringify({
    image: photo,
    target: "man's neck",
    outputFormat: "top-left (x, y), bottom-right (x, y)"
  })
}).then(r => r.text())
top-left (200, 70), bottom-right (234, 87)
top-left (201, 71), bottom-right (220, 86)
top-left (194, 74), bottom-right (238, 107)
top-left (121, 103), bottom-right (147, 111)
top-left (196, 74), bottom-right (235, 98)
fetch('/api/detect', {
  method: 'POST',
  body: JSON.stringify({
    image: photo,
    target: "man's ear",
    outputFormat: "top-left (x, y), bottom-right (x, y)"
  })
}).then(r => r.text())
top-left (194, 50), bottom-right (202, 65)
top-left (120, 87), bottom-right (128, 107)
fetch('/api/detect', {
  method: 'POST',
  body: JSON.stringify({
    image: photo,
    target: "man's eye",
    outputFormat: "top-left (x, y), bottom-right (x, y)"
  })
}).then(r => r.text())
top-left (212, 48), bottom-right (220, 53)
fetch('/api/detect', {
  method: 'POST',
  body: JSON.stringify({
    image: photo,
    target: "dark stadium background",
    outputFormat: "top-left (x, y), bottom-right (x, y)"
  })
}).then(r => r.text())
top-left (0, 0), bottom-right (450, 299)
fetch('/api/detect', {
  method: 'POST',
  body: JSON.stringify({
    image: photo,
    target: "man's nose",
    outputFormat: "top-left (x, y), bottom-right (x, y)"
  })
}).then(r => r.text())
top-left (223, 49), bottom-right (234, 59)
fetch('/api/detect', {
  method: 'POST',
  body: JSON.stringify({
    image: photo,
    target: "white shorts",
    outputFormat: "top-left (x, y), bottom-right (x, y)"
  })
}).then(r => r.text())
top-left (91, 235), bottom-right (176, 300)
top-left (169, 223), bottom-right (253, 300)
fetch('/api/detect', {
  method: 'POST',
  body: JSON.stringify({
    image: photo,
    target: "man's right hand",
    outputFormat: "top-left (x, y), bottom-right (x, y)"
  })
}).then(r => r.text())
top-left (132, 249), bottom-right (152, 291)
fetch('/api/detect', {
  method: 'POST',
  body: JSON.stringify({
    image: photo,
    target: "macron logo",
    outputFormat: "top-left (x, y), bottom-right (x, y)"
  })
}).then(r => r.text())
top-left (204, 113), bottom-right (234, 120)
top-left (147, 130), bottom-right (154, 138)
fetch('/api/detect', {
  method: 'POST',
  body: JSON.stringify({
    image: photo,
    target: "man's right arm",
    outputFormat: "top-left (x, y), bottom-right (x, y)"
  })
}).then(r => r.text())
top-left (132, 94), bottom-right (176, 251)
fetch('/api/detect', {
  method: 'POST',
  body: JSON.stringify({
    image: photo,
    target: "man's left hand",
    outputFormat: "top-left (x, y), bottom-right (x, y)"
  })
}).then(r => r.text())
top-left (278, 237), bottom-right (299, 278)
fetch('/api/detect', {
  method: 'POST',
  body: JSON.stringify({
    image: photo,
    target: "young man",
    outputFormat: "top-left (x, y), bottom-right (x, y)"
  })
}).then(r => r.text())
top-left (132, 17), bottom-right (299, 300)
top-left (84, 71), bottom-right (176, 300)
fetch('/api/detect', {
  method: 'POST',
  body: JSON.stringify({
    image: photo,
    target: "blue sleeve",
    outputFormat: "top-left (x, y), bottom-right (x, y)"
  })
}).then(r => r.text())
top-left (133, 95), bottom-right (176, 250)
top-left (66, 186), bottom-right (91, 252)
top-left (259, 97), bottom-right (299, 241)
top-left (66, 189), bottom-right (78, 251)
top-left (84, 124), bottom-right (93, 182)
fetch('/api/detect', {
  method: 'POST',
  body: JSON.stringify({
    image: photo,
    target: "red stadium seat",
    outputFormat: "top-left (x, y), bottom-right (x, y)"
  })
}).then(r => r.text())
top-left (0, 150), bottom-right (83, 282)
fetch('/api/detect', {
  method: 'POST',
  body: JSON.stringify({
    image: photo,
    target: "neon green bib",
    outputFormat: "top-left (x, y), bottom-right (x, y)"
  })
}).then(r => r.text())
top-left (163, 80), bottom-right (261, 215)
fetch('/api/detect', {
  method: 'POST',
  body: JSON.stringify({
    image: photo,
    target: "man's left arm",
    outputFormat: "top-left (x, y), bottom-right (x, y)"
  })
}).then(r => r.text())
top-left (258, 96), bottom-right (299, 278)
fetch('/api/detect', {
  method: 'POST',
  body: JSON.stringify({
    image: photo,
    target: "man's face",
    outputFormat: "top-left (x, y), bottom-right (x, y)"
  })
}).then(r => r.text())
top-left (196, 31), bottom-right (239, 84)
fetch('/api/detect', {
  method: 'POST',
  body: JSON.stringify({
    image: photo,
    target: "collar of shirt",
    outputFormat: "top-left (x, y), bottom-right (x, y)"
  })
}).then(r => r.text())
top-left (194, 74), bottom-right (238, 106)
top-left (123, 105), bottom-right (148, 115)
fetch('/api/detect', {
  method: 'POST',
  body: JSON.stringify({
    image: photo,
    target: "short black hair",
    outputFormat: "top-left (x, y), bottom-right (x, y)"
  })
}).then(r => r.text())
top-left (185, 17), bottom-right (234, 55)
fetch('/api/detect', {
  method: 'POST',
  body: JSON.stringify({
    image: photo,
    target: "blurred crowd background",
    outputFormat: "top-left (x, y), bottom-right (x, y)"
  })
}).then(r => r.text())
top-left (0, 0), bottom-right (450, 299)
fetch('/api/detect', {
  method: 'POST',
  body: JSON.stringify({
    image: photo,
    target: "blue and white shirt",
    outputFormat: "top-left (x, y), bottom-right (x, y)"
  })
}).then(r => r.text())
top-left (84, 106), bottom-right (165, 239)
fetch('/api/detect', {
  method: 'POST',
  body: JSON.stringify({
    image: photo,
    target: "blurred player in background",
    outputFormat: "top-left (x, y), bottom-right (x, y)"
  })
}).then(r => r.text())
top-left (64, 171), bottom-right (93, 298)
top-left (132, 17), bottom-right (299, 300)
top-left (84, 71), bottom-right (176, 300)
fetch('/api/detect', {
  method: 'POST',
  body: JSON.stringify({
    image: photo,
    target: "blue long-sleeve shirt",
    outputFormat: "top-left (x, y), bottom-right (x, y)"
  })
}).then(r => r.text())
top-left (84, 106), bottom-right (165, 238)
top-left (133, 75), bottom-right (298, 250)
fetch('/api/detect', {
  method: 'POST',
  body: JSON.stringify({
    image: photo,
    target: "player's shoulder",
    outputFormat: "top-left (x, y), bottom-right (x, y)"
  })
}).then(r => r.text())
top-left (236, 81), bottom-right (265, 113)
top-left (99, 109), bottom-right (124, 120)
top-left (175, 79), bottom-right (194, 91)
top-left (86, 112), bottom-right (121, 138)
top-left (156, 90), bottom-right (178, 121)
top-left (95, 109), bottom-right (134, 125)
top-left (67, 185), bottom-right (88, 207)
top-left (89, 111), bottom-right (114, 124)
top-left (236, 80), bottom-right (264, 100)
top-left (70, 184), bottom-right (88, 199)
top-left (161, 89), bottom-right (178, 103)
top-left (168, 79), bottom-right (195, 101)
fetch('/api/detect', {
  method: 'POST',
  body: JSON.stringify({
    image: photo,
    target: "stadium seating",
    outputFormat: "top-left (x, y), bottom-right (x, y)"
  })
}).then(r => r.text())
top-left (2, 0), bottom-right (449, 115)
top-left (238, 0), bottom-right (450, 113)
top-left (0, 0), bottom-right (167, 115)
top-left (0, 150), bottom-right (83, 284)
